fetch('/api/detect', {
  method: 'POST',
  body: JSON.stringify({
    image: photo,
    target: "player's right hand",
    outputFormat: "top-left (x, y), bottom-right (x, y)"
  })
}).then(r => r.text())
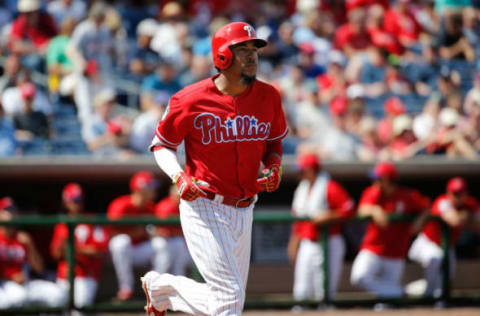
top-left (372, 207), bottom-right (389, 228)
top-left (174, 172), bottom-right (208, 202)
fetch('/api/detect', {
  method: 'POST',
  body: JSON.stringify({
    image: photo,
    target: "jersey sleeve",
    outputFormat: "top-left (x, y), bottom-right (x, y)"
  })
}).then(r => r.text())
top-left (267, 89), bottom-right (289, 141)
top-left (107, 199), bottom-right (124, 220)
top-left (409, 190), bottom-right (430, 213)
top-left (359, 185), bottom-right (381, 206)
top-left (50, 224), bottom-right (68, 258)
top-left (327, 180), bottom-right (356, 218)
top-left (151, 95), bottom-right (190, 150)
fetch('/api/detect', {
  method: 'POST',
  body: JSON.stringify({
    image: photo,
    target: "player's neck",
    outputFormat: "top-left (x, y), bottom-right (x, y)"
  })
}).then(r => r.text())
top-left (214, 73), bottom-right (249, 96)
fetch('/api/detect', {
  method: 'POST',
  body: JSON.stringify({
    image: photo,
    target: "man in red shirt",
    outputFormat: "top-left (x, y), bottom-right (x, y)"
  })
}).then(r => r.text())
top-left (107, 171), bottom-right (163, 301)
top-left (334, 8), bottom-right (372, 58)
top-left (9, 0), bottom-right (57, 56)
top-left (383, 0), bottom-right (422, 48)
top-left (288, 153), bottom-right (355, 302)
top-left (0, 204), bottom-right (66, 308)
top-left (153, 185), bottom-right (192, 276)
top-left (142, 22), bottom-right (287, 316)
top-left (408, 177), bottom-right (480, 298)
top-left (350, 162), bottom-right (429, 298)
top-left (50, 183), bottom-right (108, 307)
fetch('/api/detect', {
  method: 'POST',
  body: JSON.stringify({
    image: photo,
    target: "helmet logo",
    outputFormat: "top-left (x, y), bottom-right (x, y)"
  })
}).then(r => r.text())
top-left (244, 25), bottom-right (254, 37)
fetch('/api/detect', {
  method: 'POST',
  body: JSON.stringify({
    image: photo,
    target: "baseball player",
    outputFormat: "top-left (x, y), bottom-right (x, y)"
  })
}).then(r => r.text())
top-left (408, 177), bottom-right (480, 298)
top-left (350, 162), bottom-right (430, 298)
top-left (51, 183), bottom-right (109, 307)
top-left (107, 171), bottom-right (165, 301)
top-left (153, 185), bottom-right (192, 276)
top-left (288, 152), bottom-right (355, 302)
top-left (141, 22), bottom-right (288, 316)
top-left (0, 203), bottom-right (66, 308)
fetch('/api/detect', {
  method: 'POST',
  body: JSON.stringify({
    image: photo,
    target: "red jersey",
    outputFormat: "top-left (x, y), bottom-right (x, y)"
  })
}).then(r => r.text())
top-left (334, 24), bottom-right (371, 52)
top-left (153, 76), bottom-right (288, 199)
top-left (50, 223), bottom-right (108, 280)
top-left (107, 195), bottom-right (155, 244)
top-left (10, 13), bottom-right (57, 49)
top-left (0, 231), bottom-right (27, 280)
top-left (292, 180), bottom-right (355, 241)
top-left (367, 26), bottom-right (405, 55)
top-left (423, 194), bottom-right (480, 246)
top-left (155, 196), bottom-right (183, 237)
top-left (359, 185), bottom-right (429, 258)
top-left (383, 9), bottom-right (421, 43)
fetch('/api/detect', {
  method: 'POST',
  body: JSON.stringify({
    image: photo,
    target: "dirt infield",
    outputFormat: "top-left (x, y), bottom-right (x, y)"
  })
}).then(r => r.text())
top-left (103, 308), bottom-right (480, 316)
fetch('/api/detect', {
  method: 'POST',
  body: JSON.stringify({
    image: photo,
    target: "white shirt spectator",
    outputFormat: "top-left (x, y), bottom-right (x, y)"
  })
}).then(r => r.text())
top-left (47, 0), bottom-right (87, 26)
top-left (2, 87), bottom-right (53, 117)
top-left (129, 111), bottom-right (158, 153)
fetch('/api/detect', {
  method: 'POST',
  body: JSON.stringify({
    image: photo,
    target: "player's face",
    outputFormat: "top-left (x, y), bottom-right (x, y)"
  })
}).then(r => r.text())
top-left (231, 41), bottom-right (258, 84)
top-left (65, 200), bottom-right (83, 215)
top-left (450, 191), bottom-right (467, 207)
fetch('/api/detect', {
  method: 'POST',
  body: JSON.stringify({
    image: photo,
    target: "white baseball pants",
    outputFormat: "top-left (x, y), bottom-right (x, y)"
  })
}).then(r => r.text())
top-left (293, 235), bottom-right (345, 301)
top-left (144, 197), bottom-right (254, 316)
top-left (0, 279), bottom-right (67, 308)
top-left (351, 250), bottom-right (404, 298)
top-left (408, 233), bottom-right (456, 297)
top-left (153, 236), bottom-right (192, 276)
top-left (57, 277), bottom-right (98, 307)
top-left (109, 234), bottom-right (166, 292)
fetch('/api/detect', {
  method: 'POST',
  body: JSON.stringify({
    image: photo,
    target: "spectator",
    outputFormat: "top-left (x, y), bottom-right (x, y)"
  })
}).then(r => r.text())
top-left (141, 61), bottom-right (182, 111)
top-left (9, 0), bottom-right (57, 61)
top-left (357, 116), bottom-right (383, 161)
top-left (0, 102), bottom-right (18, 156)
top-left (13, 83), bottom-right (51, 141)
top-left (377, 97), bottom-right (406, 145)
top-left (334, 8), bottom-right (371, 58)
top-left (415, 0), bottom-right (440, 35)
top-left (366, 4), bottom-right (404, 55)
top-left (130, 90), bottom-right (169, 154)
top-left (350, 162), bottom-right (430, 299)
top-left (178, 54), bottom-right (212, 87)
top-left (295, 80), bottom-right (330, 140)
top-left (385, 58), bottom-right (411, 95)
top-left (462, 7), bottom-right (480, 63)
top-left (405, 43), bottom-right (441, 96)
top-left (105, 7), bottom-right (129, 71)
top-left (408, 177), bottom-right (480, 298)
top-left (107, 171), bottom-right (165, 301)
top-left (81, 89), bottom-right (133, 157)
top-left (0, 54), bottom-right (22, 94)
top-left (46, 17), bottom-right (76, 94)
top-left (413, 94), bottom-right (440, 140)
top-left (51, 183), bottom-right (109, 308)
top-left (435, 0), bottom-right (473, 15)
top-left (0, 205), bottom-right (66, 308)
top-left (288, 153), bottom-right (355, 302)
top-left (438, 11), bottom-right (475, 61)
top-left (2, 73), bottom-right (54, 118)
top-left (129, 19), bottom-right (160, 79)
top-left (273, 21), bottom-right (299, 65)
top-left (383, 0), bottom-right (422, 48)
top-left (346, 46), bottom-right (387, 97)
top-left (47, 0), bottom-right (86, 26)
top-left (383, 114), bottom-right (425, 160)
top-left (464, 73), bottom-right (480, 115)
top-left (153, 184), bottom-right (192, 276)
top-left (317, 50), bottom-right (348, 105)
top-left (297, 43), bottom-right (325, 79)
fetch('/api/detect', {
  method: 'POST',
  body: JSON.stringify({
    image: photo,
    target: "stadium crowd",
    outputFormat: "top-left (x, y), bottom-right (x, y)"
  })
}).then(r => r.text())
top-left (0, 0), bottom-right (480, 159)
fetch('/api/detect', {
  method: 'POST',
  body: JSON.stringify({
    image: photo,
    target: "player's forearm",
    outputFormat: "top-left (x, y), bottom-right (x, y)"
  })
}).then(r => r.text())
top-left (262, 139), bottom-right (282, 167)
top-left (358, 204), bottom-right (381, 217)
top-left (153, 147), bottom-right (184, 181)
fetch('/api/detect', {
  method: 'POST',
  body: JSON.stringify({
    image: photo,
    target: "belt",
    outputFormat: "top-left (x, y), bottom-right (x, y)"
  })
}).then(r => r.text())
top-left (205, 192), bottom-right (256, 208)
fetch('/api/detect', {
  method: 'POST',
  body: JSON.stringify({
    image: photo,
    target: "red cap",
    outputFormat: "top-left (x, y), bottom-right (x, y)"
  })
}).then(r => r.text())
top-left (63, 183), bottom-right (83, 202)
top-left (330, 97), bottom-right (349, 116)
top-left (384, 97), bottom-right (406, 116)
top-left (107, 119), bottom-right (122, 135)
top-left (297, 153), bottom-right (321, 171)
top-left (370, 161), bottom-right (398, 179)
top-left (0, 197), bottom-right (16, 211)
top-left (299, 42), bottom-right (315, 55)
top-left (130, 171), bottom-right (158, 192)
top-left (20, 83), bottom-right (36, 99)
top-left (447, 177), bottom-right (467, 193)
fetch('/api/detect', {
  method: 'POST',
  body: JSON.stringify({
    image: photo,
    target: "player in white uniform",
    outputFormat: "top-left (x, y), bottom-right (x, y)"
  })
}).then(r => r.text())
top-left (288, 153), bottom-right (355, 303)
top-left (141, 22), bottom-right (288, 316)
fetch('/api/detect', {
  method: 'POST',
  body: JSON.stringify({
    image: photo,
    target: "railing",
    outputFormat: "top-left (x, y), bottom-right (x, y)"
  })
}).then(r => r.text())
top-left (0, 213), bottom-right (478, 314)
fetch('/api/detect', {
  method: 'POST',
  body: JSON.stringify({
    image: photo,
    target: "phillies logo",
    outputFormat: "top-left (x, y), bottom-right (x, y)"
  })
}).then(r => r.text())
top-left (194, 113), bottom-right (270, 145)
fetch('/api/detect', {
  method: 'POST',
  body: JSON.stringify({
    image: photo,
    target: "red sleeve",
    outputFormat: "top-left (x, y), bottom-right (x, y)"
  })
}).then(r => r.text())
top-left (383, 10), bottom-right (398, 36)
top-left (359, 185), bottom-right (381, 206)
top-left (408, 190), bottom-right (430, 213)
top-left (9, 18), bottom-right (24, 43)
top-left (154, 95), bottom-right (190, 149)
top-left (107, 198), bottom-right (125, 220)
top-left (50, 224), bottom-right (68, 258)
top-left (334, 24), bottom-right (350, 50)
top-left (267, 88), bottom-right (288, 141)
top-left (327, 180), bottom-right (356, 218)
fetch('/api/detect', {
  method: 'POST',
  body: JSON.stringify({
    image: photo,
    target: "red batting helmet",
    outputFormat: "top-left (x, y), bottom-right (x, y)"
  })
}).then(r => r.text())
top-left (130, 171), bottom-right (158, 192)
top-left (212, 22), bottom-right (267, 70)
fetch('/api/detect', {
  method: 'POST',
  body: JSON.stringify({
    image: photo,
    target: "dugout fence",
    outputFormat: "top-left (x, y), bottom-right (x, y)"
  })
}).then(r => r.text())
top-left (0, 213), bottom-right (479, 314)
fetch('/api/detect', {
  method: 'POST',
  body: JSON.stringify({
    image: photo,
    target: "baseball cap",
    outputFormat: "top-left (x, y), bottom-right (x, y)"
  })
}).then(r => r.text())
top-left (137, 19), bottom-right (157, 37)
top-left (107, 119), bottom-right (123, 135)
top-left (369, 161), bottom-right (398, 180)
top-left (299, 42), bottom-right (315, 55)
top-left (330, 97), bottom-right (349, 116)
top-left (393, 114), bottom-right (412, 136)
top-left (94, 89), bottom-right (116, 108)
top-left (439, 107), bottom-right (459, 127)
top-left (384, 97), bottom-right (406, 116)
top-left (63, 183), bottom-right (84, 202)
top-left (297, 152), bottom-right (321, 171)
top-left (447, 177), bottom-right (467, 193)
top-left (130, 171), bottom-right (158, 192)
top-left (18, 0), bottom-right (40, 12)
top-left (0, 197), bottom-right (17, 212)
top-left (20, 83), bottom-right (36, 99)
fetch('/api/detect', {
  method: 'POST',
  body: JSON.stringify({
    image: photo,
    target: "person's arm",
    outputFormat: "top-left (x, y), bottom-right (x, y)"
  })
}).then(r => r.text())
top-left (66, 39), bottom-right (87, 73)
top-left (358, 204), bottom-right (389, 228)
top-left (287, 232), bottom-right (301, 265)
top-left (441, 208), bottom-right (469, 228)
top-left (257, 139), bottom-right (283, 192)
top-left (17, 231), bottom-right (44, 274)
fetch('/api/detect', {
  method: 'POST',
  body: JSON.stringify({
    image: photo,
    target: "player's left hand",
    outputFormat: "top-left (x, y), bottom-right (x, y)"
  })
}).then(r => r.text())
top-left (257, 164), bottom-right (282, 192)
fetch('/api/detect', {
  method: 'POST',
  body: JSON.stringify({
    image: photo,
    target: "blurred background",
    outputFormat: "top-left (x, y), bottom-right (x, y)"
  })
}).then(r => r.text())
top-left (1, 0), bottom-right (480, 311)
